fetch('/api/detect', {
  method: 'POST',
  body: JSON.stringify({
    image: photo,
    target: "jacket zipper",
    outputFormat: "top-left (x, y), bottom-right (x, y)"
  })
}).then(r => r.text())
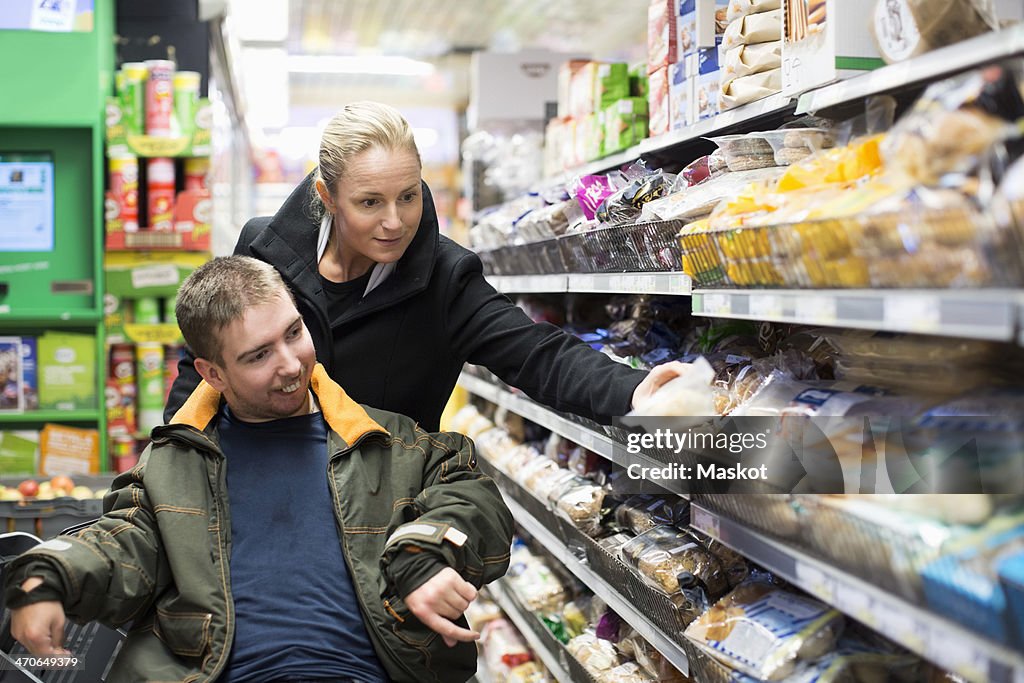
top-left (327, 432), bottom-right (422, 683)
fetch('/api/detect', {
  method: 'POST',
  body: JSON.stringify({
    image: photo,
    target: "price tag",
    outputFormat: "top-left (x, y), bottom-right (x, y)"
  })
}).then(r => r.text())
top-left (669, 275), bottom-right (691, 295)
top-left (796, 562), bottom-right (837, 605)
top-left (635, 275), bottom-right (656, 293)
top-left (874, 602), bottom-right (927, 652)
top-left (702, 293), bottom-right (731, 316)
top-left (576, 429), bottom-right (596, 451)
top-left (691, 507), bottom-right (720, 538)
top-left (749, 294), bottom-right (783, 319)
top-left (573, 275), bottom-right (596, 292)
top-left (608, 275), bottom-right (625, 292)
top-left (884, 294), bottom-right (940, 333)
top-left (833, 581), bottom-right (876, 627)
top-left (795, 295), bottom-right (837, 324)
top-left (131, 264), bottom-right (180, 289)
top-left (927, 631), bottom-right (988, 682)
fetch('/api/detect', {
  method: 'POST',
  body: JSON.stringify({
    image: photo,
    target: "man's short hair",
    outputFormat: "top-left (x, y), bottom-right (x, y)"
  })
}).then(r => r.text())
top-left (175, 256), bottom-right (295, 364)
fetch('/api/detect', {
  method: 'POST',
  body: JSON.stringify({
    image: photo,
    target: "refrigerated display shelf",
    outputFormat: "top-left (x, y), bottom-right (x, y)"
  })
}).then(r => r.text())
top-left (485, 272), bottom-right (693, 295)
top-left (487, 580), bottom-right (579, 683)
top-left (501, 493), bottom-right (691, 677)
top-left (691, 289), bottom-right (1020, 341)
top-left (796, 24), bottom-right (1024, 115)
top-left (458, 371), bottom-right (690, 496)
top-left (689, 504), bottom-right (1024, 683)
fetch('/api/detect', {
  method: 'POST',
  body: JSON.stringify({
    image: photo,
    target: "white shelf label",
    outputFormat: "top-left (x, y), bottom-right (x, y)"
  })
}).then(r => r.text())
top-left (749, 294), bottom-right (783, 319)
top-left (691, 508), bottom-right (720, 539)
top-left (131, 264), bottom-right (180, 289)
top-left (573, 275), bottom-right (596, 291)
top-left (927, 630), bottom-right (988, 682)
top-left (669, 275), bottom-right (690, 295)
top-left (636, 275), bottom-right (656, 293)
top-left (576, 428), bottom-right (596, 451)
top-left (796, 562), bottom-right (837, 605)
top-left (795, 296), bottom-right (837, 324)
top-left (702, 293), bottom-right (731, 315)
top-left (884, 294), bottom-right (940, 333)
top-left (874, 602), bottom-right (927, 653)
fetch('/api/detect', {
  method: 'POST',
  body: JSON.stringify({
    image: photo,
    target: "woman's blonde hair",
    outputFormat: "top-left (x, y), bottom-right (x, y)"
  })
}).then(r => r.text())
top-left (310, 101), bottom-right (421, 219)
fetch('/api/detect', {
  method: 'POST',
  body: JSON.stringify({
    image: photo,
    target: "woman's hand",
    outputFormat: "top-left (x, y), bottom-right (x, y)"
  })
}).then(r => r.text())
top-left (630, 361), bottom-right (691, 412)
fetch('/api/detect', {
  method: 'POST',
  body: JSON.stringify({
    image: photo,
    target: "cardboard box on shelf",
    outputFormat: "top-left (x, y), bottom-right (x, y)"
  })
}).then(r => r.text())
top-left (679, 0), bottom-right (698, 57)
top-left (570, 61), bottom-right (600, 120)
top-left (648, 65), bottom-right (671, 136)
top-left (649, 0), bottom-right (679, 73)
top-left (697, 0), bottom-right (731, 48)
top-left (39, 424), bottom-right (100, 476)
top-left (0, 430), bottom-right (38, 476)
top-left (697, 39), bottom-right (722, 120)
top-left (558, 59), bottom-right (592, 119)
top-left (595, 63), bottom-right (630, 111)
top-left (0, 338), bottom-right (23, 413)
top-left (669, 61), bottom-right (693, 129)
top-left (37, 332), bottom-right (97, 412)
top-left (19, 337), bottom-right (38, 412)
top-left (604, 98), bottom-right (649, 153)
top-left (782, 0), bottom-right (883, 96)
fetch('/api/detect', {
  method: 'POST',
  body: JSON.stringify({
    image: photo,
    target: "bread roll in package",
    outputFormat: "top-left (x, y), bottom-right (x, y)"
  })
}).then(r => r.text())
top-left (871, 0), bottom-right (1000, 64)
top-left (720, 68), bottom-right (782, 111)
top-left (721, 40), bottom-right (781, 81)
top-left (722, 8), bottom-right (783, 50)
top-left (684, 577), bottom-right (846, 681)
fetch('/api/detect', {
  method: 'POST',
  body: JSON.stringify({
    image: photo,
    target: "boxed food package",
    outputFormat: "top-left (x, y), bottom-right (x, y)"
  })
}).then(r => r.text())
top-left (669, 61), bottom-right (694, 129)
top-left (559, 59), bottom-right (592, 118)
top-left (696, 39), bottom-right (722, 119)
top-left (580, 111), bottom-right (606, 162)
top-left (679, 0), bottom-right (699, 56)
top-left (37, 332), bottom-right (97, 411)
top-left (629, 62), bottom-right (650, 98)
top-left (595, 62), bottom-right (631, 110)
top-left (782, 0), bottom-right (884, 97)
top-left (921, 525), bottom-right (1024, 646)
top-left (998, 552), bottom-right (1024, 648)
top-left (604, 98), bottom-right (650, 153)
top-left (649, 0), bottom-right (679, 73)
top-left (697, 0), bottom-right (731, 48)
top-left (648, 65), bottom-right (671, 136)
top-left (19, 337), bottom-right (38, 411)
top-left (0, 338), bottom-right (23, 412)
top-left (0, 430), bottom-right (39, 476)
top-left (571, 61), bottom-right (600, 120)
top-left (40, 423), bottom-right (100, 476)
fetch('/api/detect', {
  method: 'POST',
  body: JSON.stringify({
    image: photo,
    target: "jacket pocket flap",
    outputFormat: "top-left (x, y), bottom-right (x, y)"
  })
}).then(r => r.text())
top-left (154, 609), bottom-right (212, 657)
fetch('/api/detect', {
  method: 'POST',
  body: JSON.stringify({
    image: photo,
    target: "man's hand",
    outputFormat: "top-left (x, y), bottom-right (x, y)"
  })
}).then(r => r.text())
top-left (631, 361), bottom-right (691, 411)
top-left (403, 567), bottom-right (479, 648)
top-left (10, 577), bottom-right (70, 656)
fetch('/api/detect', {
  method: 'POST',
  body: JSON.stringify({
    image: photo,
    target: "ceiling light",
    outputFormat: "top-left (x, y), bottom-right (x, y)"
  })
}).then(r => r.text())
top-left (287, 54), bottom-right (436, 77)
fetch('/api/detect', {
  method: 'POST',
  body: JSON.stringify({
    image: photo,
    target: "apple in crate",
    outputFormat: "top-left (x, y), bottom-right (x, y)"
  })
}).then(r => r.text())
top-left (50, 475), bottom-right (75, 496)
top-left (17, 480), bottom-right (39, 498)
top-left (71, 486), bottom-right (94, 499)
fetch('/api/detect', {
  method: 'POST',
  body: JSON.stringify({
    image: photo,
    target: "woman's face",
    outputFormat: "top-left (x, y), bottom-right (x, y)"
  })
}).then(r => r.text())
top-left (328, 145), bottom-right (423, 269)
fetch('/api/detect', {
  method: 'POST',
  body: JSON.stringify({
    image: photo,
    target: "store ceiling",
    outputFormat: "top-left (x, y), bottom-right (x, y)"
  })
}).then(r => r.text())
top-left (281, 0), bottom-right (648, 110)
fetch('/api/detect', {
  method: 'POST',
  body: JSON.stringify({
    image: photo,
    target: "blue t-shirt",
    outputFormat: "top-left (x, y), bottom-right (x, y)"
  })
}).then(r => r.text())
top-left (218, 406), bottom-right (388, 683)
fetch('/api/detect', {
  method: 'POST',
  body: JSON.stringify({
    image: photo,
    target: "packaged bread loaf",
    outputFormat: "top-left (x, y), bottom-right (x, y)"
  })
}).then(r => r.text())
top-left (872, 0), bottom-right (998, 64)
top-left (727, 0), bottom-right (781, 22)
top-left (597, 662), bottom-right (657, 683)
top-left (567, 632), bottom-right (621, 674)
top-left (722, 40), bottom-right (781, 80)
top-left (555, 480), bottom-right (607, 536)
top-left (684, 577), bottom-right (846, 680)
top-left (614, 494), bottom-right (690, 535)
top-left (720, 67), bottom-right (782, 111)
top-left (722, 8), bottom-right (783, 49)
top-left (620, 526), bottom-right (729, 598)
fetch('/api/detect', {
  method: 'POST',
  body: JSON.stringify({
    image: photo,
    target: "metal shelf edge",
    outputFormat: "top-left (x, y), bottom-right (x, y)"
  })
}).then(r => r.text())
top-left (488, 581), bottom-right (576, 683)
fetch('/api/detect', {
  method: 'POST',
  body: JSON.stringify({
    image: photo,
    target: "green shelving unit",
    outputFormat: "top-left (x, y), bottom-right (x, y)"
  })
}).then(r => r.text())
top-left (0, 0), bottom-right (114, 472)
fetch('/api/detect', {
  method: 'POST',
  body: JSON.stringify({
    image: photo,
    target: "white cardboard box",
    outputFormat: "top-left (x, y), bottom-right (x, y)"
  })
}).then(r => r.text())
top-left (781, 0), bottom-right (883, 97)
top-left (470, 50), bottom-right (586, 130)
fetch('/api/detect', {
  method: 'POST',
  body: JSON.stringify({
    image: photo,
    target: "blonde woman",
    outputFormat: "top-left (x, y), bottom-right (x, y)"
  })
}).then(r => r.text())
top-left (167, 102), bottom-right (685, 429)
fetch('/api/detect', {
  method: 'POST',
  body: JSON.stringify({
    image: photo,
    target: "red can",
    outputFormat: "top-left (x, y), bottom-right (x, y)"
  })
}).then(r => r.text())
top-left (183, 157), bottom-right (209, 191)
top-left (147, 157), bottom-right (176, 231)
top-left (108, 156), bottom-right (139, 232)
top-left (144, 59), bottom-right (175, 137)
top-left (110, 344), bottom-right (137, 434)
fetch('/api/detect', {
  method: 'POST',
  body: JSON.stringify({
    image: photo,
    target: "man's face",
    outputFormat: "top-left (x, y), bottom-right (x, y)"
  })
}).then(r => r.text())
top-left (197, 293), bottom-right (316, 422)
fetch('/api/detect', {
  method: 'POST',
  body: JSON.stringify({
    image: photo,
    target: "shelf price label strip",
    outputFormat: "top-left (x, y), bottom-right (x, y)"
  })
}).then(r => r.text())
top-left (691, 505), bottom-right (1024, 683)
top-left (502, 493), bottom-right (690, 677)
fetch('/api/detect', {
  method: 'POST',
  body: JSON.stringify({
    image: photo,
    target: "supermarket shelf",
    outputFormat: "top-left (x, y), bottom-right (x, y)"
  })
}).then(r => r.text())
top-left (796, 25), bottom-right (1024, 115)
top-left (485, 272), bottom-right (692, 295)
top-left (458, 371), bottom-right (688, 496)
top-left (0, 410), bottom-right (100, 424)
top-left (637, 93), bottom-right (794, 155)
top-left (566, 272), bottom-right (691, 295)
top-left (488, 580), bottom-right (575, 683)
top-left (502, 493), bottom-right (690, 677)
top-left (691, 289), bottom-right (1020, 341)
top-left (690, 504), bottom-right (1024, 683)
top-left (0, 310), bottom-right (102, 326)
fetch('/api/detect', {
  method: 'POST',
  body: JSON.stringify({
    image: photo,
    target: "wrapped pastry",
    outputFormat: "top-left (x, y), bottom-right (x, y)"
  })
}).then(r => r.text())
top-left (620, 526), bottom-right (729, 598)
top-left (727, 0), bottom-right (781, 22)
top-left (567, 632), bottom-right (622, 674)
top-left (616, 630), bottom-right (690, 682)
top-left (720, 68), bottom-right (783, 112)
top-left (722, 8), bottom-right (783, 50)
top-left (555, 481), bottom-right (607, 536)
top-left (597, 662), bottom-right (657, 683)
top-left (683, 578), bottom-right (845, 680)
top-left (614, 494), bottom-right (690, 535)
top-left (721, 40), bottom-right (781, 81)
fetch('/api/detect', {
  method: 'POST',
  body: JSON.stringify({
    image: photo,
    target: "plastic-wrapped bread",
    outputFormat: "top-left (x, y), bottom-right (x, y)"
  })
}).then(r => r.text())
top-left (721, 40), bottom-right (781, 80)
top-left (722, 9), bottom-right (783, 50)
top-left (683, 577), bottom-right (845, 681)
top-left (597, 662), bottom-right (658, 683)
top-left (555, 481), bottom-right (607, 537)
top-left (620, 526), bottom-right (729, 598)
top-left (727, 0), bottom-right (781, 22)
top-left (614, 494), bottom-right (690, 535)
top-left (567, 632), bottom-right (621, 674)
top-left (720, 68), bottom-right (782, 111)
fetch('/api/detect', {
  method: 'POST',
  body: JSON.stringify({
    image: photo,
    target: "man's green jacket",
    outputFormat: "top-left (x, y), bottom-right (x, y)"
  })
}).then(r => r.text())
top-left (5, 364), bottom-right (514, 683)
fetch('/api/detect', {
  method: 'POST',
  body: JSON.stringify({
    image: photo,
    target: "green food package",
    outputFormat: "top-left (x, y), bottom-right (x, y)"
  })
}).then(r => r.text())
top-left (595, 62), bottom-right (630, 111)
top-left (37, 332), bottom-right (97, 411)
top-left (0, 430), bottom-right (39, 476)
top-left (604, 98), bottom-right (650, 153)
